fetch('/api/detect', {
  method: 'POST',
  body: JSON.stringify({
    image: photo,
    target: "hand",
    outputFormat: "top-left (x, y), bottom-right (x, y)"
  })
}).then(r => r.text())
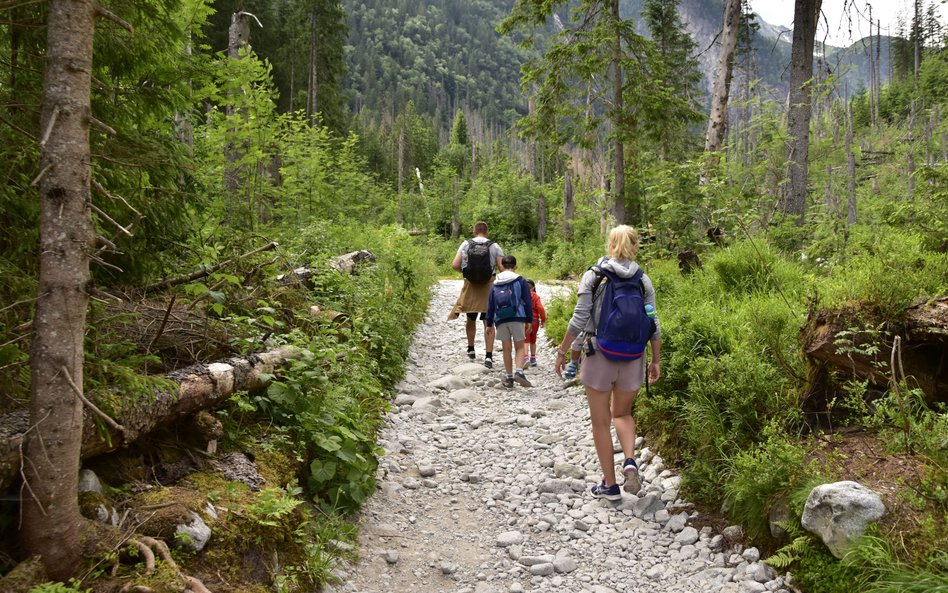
top-left (647, 361), bottom-right (661, 384)
top-left (554, 349), bottom-right (567, 377)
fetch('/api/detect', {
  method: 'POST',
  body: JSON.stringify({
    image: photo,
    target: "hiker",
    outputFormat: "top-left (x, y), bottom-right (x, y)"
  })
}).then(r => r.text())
top-left (448, 221), bottom-right (504, 367)
top-left (486, 255), bottom-right (533, 388)
top-left (554, 225), bottom-right (661, 501)
top-left (523, 279), bottom-right (546, 367)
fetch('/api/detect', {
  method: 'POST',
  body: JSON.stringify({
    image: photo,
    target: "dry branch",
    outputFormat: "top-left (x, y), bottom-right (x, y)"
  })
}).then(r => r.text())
top-left (144, 241), bottom-right (278, 292)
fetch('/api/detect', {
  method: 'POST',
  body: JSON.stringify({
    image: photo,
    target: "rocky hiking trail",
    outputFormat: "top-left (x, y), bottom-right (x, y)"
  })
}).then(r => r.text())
top-left (331, 280), bottom-right (795, 593)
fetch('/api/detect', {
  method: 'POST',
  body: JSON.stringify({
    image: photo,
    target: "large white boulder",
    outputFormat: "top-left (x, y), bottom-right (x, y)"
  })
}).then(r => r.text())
top-left (801, 481), bottom-right (885, 558)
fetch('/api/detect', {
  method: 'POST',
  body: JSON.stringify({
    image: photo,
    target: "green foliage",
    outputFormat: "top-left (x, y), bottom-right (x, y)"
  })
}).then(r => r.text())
top-left (241, 223), bottom-right (435, 512)
top-left (248, 485), bottom-right (304, 527)
top-left (28, 583), bottom-right (90, 593)
top-left (821, 231), bottom-right (948, 317)
top-left (724, 427), bottom-right (810, 541)
top-left (345, 0), bottom-right (529, 127)
top-left (543, 289), bottom-right (577, 347)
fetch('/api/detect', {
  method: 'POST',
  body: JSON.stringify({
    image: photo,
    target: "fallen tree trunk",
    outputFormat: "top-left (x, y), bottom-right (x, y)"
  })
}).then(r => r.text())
top-left (802, 298), bottom-right (948, 411)
top-left (0, 346), bottom-right (300, 491)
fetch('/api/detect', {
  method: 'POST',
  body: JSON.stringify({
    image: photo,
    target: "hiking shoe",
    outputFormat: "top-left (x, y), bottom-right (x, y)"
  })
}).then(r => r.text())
top-left (564, 360), bottom-right (578, 380)
top-left (622, 458), bottom-right (641, 494)
top-left (529, 357), bottom-right (538, 367)
top-left (513, 370), bottom-right (532, 387)
top-left (590, 480), bottom-right (621, 501)
top-left (502, 376), bottom-right (514, 388)
top-left (467, 349), bottom-right (476, 360)
top-left (484, 357), bottom-right (493, 369)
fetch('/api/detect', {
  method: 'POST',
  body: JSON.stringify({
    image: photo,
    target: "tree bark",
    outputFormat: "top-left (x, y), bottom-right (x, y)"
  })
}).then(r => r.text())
top-left (307, 8), bottom-right (319, 122)
top-left (610, 0), bottom-right (626, 224)
top-left (563, 169), bottom-right (574, 241)
top-left (2, 347), bottom-right (300, 492)
top-left (22, 0), bottom-right (96, 578)
top-left (703, 0), bottom-right (742, 160)
top-left (781, 0), bottom-right (822, 224)
top-left (846, 103), bottom-right (857, 225)
top-left (803, 300), bottom-right (948, 406)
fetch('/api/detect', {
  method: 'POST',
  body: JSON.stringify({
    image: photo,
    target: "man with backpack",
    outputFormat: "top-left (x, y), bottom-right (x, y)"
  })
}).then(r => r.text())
top-left (448, 221), bottom-right (504, 367)
top-left (553, 225), bottom-right (662, 501)
top-left (486, 255), bottom-right (533, 388)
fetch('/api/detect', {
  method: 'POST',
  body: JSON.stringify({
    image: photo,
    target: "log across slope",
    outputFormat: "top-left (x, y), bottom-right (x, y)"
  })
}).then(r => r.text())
top-left (803, 297), bottom-right (948, 405)
top-left (0, 346), bottom-right (299, 491)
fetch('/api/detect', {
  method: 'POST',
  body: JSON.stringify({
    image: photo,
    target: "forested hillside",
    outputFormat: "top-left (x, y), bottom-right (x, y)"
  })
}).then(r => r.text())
top-left (0, 0), bottom-right (946, 592)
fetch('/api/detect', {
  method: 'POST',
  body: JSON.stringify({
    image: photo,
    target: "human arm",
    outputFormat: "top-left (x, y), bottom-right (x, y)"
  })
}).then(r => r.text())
top-left (647, 338), bottom-right (661, 384)
top-left (485, 289), bottom-right (495, 326)
top-left (451, 248), bottom-right (463, 273)
top-left (554, 329), bottom-right (578, 377)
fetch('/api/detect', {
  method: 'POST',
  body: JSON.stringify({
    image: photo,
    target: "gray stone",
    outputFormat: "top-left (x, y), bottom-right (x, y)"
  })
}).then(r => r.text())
top-left (411, 396), bottom-right (442, 411)
top-left (426, 375), bottom-right (467, 391)
top-left (739, 581), bottom-right (767, 593)
top-left (553, 557), bottom-right (578, 573)
top-left (742, 547), bottom-right (761, 563)
top-left (722, 525), bottom-right (744, 542)
top-left (632, 494), bottom-right (665, 518)
top-left (519, 555), bottom-right (555, 566)
top-left (440, 561), bottom-right (458, 574)
top-left (769, 498), bottom-right (791, 538)
top-left (418, 464), bottom-right (437, 477)
top-left (645, 565), bottom-right (665, 580)
top-left (801, 481), bottom-right (885, 558)
top-left (496, 531), bottom-right (525, 547)
top-left (675, 526), bottom-right (700, 545)
top-left (529, 563), bottom-right (555, 576)
top-left (78, 469), bottom-right (103, 495)
top-left (383, 550), bottom-right (400, 565)
top-left (751, 563), bottom-right (776, 583)
top-left (538, 479), bottom-right (573, 495)
top-left (452, 362), bottom-right (491, 377)
top-left (448, 388), bottom-right (481, 403)
top-left (174, 512), bottom-right (211, 552)
top-left (553, 461), bottom-right (586, 480)
top-left (665, 512), bottom-right (688, 533)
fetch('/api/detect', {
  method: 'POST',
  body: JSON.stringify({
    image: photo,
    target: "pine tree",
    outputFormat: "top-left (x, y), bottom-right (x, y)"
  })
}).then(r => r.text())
top-left (642, 0), bottom-right (703, 161)
top-left (500, 0), bottom-right (661, 224)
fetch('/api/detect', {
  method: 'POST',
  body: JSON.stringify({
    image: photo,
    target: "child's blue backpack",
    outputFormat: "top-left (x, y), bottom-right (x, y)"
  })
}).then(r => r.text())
top-left (591, 266), bottom-right (654, 361)
top-left (493, 281), bottom-right (521, 321)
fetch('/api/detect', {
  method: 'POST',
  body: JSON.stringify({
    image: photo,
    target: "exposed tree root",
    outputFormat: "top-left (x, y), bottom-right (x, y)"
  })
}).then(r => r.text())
top-left (119, 536), bottom-right (213, 593)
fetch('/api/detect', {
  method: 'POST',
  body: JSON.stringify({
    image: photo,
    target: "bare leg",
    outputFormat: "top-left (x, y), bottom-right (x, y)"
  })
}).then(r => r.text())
top-left (611, 387), bottom-right (639, 460)
top-left (586, 386), bottom-right (618, 486)
top-left (465, 317), bottom-right (477, 349)
top-left (484, 321), bottom-right (495, 355)
top-left (514, 340), bottom-right (527, 371)
top-left (501, 338), bottom-right (513, 374)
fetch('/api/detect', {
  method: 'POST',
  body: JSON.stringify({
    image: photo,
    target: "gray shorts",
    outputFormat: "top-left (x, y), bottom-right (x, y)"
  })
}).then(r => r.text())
top-left (581, 351), bottom-right (645, 392)
top-left (496, 321), bottom-right (526, 342)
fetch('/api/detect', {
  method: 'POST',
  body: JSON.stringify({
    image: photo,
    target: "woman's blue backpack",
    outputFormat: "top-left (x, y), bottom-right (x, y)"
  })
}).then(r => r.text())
top-left (591, 267), bottom-right (654, 361)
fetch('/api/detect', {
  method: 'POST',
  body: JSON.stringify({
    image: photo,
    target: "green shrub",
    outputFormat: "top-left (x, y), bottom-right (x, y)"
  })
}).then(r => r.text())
top-left (823, 231), bottom-right (948, 317)
top-left (724, 427), bottom-right (810, 541)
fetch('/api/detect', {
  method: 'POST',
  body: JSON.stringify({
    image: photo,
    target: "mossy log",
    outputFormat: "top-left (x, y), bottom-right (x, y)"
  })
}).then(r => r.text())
top-left (0, 346), bottom-right (299, 491)
top-left (802, 298), bottom-right (948, 408)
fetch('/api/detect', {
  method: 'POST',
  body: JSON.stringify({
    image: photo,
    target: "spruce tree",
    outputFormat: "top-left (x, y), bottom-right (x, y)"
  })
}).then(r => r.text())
top-left (642, 0), bottom-right (703, 161)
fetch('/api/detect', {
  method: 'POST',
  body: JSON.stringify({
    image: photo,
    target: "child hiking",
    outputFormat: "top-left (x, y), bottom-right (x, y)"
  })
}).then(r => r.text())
top-left (486, 255), bottom-right (533, 388)
top-left (523, 279), bottom-right (546, 368)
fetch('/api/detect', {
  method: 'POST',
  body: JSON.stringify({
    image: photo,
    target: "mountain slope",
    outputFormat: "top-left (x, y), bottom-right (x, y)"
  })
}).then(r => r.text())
top-left (342, 0), bottom-right (886, 125)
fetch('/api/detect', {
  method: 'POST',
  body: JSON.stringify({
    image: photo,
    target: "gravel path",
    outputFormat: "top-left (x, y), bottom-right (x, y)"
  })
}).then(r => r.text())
top-left (333, 280), bottom-right (793, 593)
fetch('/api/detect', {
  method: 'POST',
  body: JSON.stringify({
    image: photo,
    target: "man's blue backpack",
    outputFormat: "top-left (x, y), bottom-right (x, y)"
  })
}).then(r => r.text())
top-left (493, 281), bottom-right (521, 321)
top-left (591, 266), bottom-right (654, 361)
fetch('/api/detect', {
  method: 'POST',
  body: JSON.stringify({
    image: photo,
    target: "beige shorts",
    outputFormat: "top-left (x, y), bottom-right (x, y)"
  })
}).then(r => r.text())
top-left (580, 351), bottom-right (645, 392)
top-left (496, 321), bottom-right (526, 342)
